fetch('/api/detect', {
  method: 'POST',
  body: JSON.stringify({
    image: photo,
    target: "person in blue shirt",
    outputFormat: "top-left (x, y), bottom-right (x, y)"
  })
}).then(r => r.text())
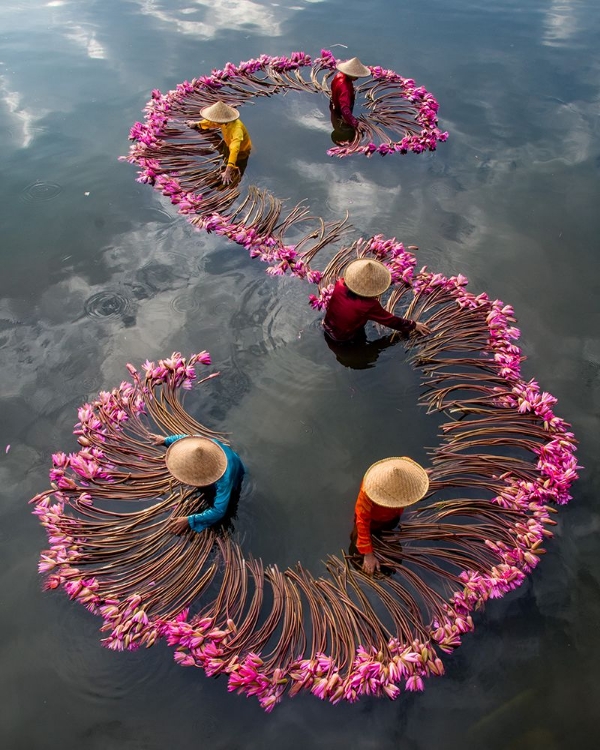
top-left (150, 433), bottom-right (245, 534)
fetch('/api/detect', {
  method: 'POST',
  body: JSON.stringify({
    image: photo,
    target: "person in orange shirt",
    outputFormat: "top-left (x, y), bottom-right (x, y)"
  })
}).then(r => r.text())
top-left (187, 101), bottom-right (252, 185)
top-left (350, 457), bottom-right (429, 575)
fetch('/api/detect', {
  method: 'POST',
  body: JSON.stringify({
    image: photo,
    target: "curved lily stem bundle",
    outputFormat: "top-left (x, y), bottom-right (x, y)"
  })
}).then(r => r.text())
top-left (32, 247), bottom-right (579, 710)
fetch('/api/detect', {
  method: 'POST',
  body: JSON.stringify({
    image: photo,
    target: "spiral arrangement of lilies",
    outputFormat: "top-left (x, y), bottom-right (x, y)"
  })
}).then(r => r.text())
top-left (31, 51), bottom-right (579, 711)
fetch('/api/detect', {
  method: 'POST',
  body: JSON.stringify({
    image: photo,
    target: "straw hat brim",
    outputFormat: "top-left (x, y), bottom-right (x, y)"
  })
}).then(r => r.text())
top-left (336, 58), bottom-right (371, 78)
top-left (165, 436), bottom-right (227, 487)
top-left (363, 457), bottom-right (429, 508)
top-left (344, 258), bottom-right (392, 297)
top-left (199, 101), bottom-right (240, 123)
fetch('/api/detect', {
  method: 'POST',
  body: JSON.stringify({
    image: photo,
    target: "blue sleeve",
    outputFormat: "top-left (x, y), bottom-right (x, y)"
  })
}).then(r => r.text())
top-left (187, 441), bottom-right (245, 533)
top-left (164, 434), bottom-right (188, 447)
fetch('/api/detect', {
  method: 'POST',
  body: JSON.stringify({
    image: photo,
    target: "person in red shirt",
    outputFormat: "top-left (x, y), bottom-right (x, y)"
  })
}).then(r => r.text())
top-left (330, 57), bottom-right (371, 132)
top-left (350, 457), bottom-right (430, 575)
top-left (322, 258), bottom-right (430, 343)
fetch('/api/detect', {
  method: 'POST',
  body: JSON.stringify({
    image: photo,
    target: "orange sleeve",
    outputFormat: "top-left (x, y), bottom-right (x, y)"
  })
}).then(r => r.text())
top-left (354, 484), bottom-right (374, 555)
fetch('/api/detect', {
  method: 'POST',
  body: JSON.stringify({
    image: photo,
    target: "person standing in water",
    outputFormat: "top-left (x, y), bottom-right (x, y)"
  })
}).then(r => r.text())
top-left (150, 433), bottom-right (245, 534)
top-left (187, 100), bottom-right (252, 185)
top-left (322, 258), bottom-right (430, 343)
top-left (350, 457), bottom-right (430, 575)
top-left (330, 56), bottom-right (371, 134)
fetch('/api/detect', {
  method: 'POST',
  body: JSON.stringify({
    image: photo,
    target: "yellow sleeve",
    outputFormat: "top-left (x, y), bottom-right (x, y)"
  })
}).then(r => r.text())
top-left (226, 121), bottom-right (244, 166)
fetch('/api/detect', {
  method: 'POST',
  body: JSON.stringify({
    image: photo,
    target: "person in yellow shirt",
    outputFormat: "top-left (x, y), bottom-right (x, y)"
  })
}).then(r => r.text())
top-left (186, 100), bottom-right (252, 185)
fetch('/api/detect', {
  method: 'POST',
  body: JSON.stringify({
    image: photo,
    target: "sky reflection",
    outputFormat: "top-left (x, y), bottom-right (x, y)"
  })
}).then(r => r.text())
top-left (135, 0), bottom-right (323, 38)
top-left (542, 0), bottom-right (581, 47)
top-left (0, 68), bottom-right (44, 147)
top-left (63, 23), bottom-right (107, 59)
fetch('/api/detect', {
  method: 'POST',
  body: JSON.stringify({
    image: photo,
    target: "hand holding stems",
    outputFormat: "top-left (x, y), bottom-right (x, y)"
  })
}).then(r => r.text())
top-left (168, 516), bottom-right (190, 535)
top-left (362, 552), bottom-right (380, 575)
top-left (222, 165), bottom-right (237, 185)
top-left (351, 119), bottom-right (366, 144)
top-left (150, 436), bottom-right (190, 534)
top-left (186, 120), bottom-right (198, 129)
top-left (414, 321), bottom-right (431, 336)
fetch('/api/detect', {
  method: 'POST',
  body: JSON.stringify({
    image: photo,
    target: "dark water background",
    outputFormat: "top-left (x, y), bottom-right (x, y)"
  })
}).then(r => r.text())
top-left (1, 1), bottom-right (599, 748)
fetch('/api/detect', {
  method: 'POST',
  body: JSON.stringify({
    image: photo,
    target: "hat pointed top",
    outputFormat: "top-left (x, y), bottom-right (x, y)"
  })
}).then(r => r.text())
top-left (200, 100), bottom-right (240, 123)
top-left (336, 57), bottom-right (371, 78)
top-left (363, 457), bottom-right (429, 508)
top-left (344, 258), bottom-right (392, 297)
top-left (165, 436), bottom-right (227, 486)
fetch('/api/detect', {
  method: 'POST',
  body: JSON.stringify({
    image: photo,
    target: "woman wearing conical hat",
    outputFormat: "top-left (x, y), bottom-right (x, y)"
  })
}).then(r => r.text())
top-left (323, 258), bottom-right (430, 343)
top-left (150, 432), bottom-right (245, 535)
top-left (351, 457), bottom-right (430, 575)
top-left (187, 101), bottom-right (252, 186)
top-left (330, 57), bottom-right (371, 130)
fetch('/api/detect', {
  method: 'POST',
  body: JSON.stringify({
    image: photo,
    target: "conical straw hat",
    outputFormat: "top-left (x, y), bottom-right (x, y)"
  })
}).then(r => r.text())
top-left (165, 437), bottom-right (227, 486)
top-left (363, 457), bottom-right (429, 508)
top-left (336, 57), bottom-right (371, 78)
top-left (344, 258), bottom-right (392, 297)
top-left (199, 101), bottom-right (239, 123)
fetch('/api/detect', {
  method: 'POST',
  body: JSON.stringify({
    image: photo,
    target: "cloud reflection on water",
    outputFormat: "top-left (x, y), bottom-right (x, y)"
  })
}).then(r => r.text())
top-left (135, 0), bottom-right (322, 38)
top-left (0, 70), bottom-right (46, 147)
top-left (63, 23), bottom-right (106, 59)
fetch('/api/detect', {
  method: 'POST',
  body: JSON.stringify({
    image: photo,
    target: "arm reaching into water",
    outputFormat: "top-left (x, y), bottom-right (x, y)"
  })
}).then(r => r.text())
top-left (163, 436), bottom-right (245, 534)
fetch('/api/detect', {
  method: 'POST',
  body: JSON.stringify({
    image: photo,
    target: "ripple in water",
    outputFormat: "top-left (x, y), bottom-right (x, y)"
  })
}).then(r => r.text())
top-left (59, 348), bottom-right (103, 392)
top-left (84, 291), bottom-right (130, 319)
top-left (124, 281), bottom-right (152, 301)
top-left (170, 291), bottom-right (201, 313)
top-left (136, 262), bottom-right (177, 292)
top-left (21, 181), bottom-right (63, 202)
top-left (165, 250), bottom-right (196, 273)
top-left (47, 598), bottom-right (174, 704)
top-left (147, 206), bottom-right (176, 224)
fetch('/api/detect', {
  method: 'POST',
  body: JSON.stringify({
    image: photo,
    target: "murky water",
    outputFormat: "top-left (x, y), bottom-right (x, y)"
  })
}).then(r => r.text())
top-left (1, 1), bottom-right (599, 748)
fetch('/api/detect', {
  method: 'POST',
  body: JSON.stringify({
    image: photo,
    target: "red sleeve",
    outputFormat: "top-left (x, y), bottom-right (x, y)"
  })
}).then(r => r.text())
top-left (354, 486), bottom-right (374, 555)
top-left (332, 75), bottom-right (358, 128)
top-left (338, 88), bottom-right (357, 128)
top-left (366, 299), bottom-right (416, 335)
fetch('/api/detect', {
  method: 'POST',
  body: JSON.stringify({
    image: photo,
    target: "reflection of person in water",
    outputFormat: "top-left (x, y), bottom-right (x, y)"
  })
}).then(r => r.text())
top-left (324, 329), bottom-right (395, 369)
top-left (329, 57), bottom-right (371, 143)
top-left (149, 433), bottom-right (245, 535)
top-left (186, 101), bottom-right (252, 185)
top-left (322, 258), bottom-right (430, 345)
top-left (349, 457), bottom-right (429, 575)
top-left (330, 117), bottom-right (357, 147)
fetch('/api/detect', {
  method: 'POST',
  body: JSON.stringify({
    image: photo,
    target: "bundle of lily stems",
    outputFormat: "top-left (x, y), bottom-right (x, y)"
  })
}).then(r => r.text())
top-left (32, 243), bottom-right (578, 710)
